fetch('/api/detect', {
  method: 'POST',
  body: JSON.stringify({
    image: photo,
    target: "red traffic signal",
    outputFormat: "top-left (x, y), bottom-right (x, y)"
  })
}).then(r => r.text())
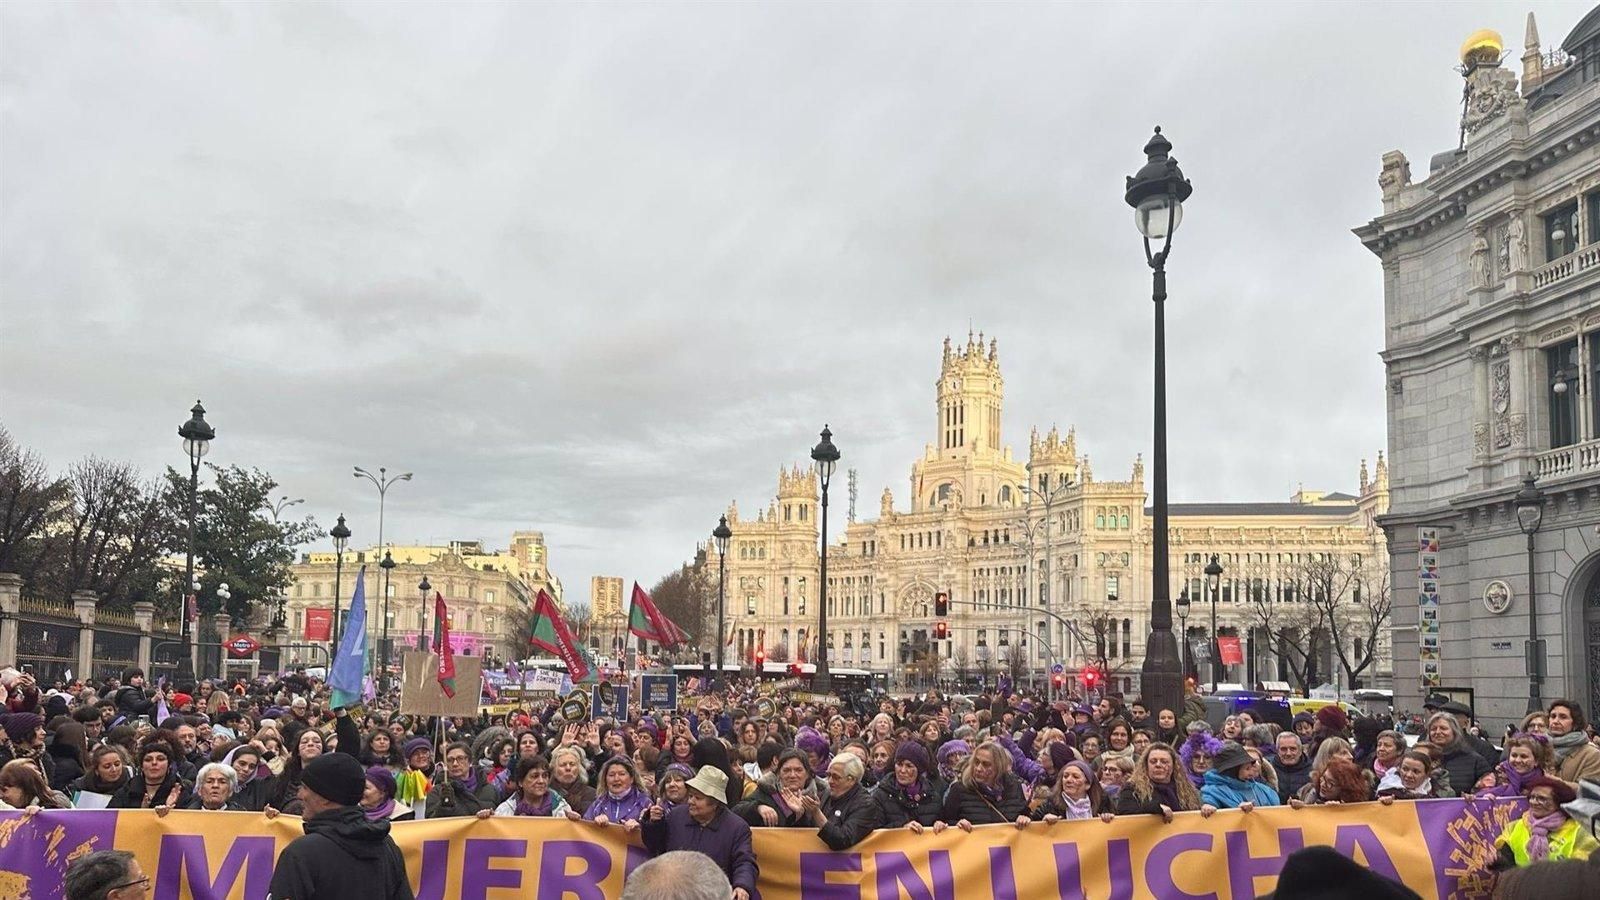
top-left (934, 621), bottom-right (949, 640)
top-left (935, 592), bottom-right (949, 617)
top-left (788, 663), bottom-right (801, 677)
top-left (755, 651), bottom-right (765, 667)
top-left (1083, 666), bottom-right (1101, 688)
top-left (1052, 673), bottom-right (1065, 687)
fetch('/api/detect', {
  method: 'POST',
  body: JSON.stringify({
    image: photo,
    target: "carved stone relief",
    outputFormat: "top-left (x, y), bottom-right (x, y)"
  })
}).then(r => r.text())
top-left (1473, 422), bottom-right (1490, 458)
top-left (1492, 360), bottom-right (1512, 449)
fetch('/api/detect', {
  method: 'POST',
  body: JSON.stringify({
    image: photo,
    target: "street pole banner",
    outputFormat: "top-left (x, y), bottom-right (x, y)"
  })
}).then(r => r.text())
top-left (0, 799), bottom-right (1522, 899)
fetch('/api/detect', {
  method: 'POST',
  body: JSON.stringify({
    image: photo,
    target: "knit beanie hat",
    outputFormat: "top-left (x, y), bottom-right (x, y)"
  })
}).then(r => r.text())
top-left (1048, 742), bottom-right (1076, 772)
top-left (893, 741), bottom-right (931, 776)
top-left (365, 766), bottom-right (398, 801)
top-left (1, 712), bottom-right (43, 743)
top-left (301, 752), bottom-right (366, 806)
top-left (1315, 705), bottom-right (1349, 733)
top-left (403, 737), bottom-right (433, 759)
top-left (1063, 759), bottom-right (1097, 785)
top-left (936, 740), bottom-right (970, 763)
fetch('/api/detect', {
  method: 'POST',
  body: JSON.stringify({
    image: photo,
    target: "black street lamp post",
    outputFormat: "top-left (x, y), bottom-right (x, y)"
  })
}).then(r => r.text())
top-left (177, 401), bottom-right (215, 685)
top-left (1127, 127), bottom-right (1193, 717)
top-left (810, 426), bottom-right (840, 695)
top-left (379, 550), bottom-right (395, 689)
top-left (418, 575), bottom-right (431, 650)
top-left (1514, 473), bottom-right (1546, 713)
top-left (1205, 554), bottom-right (1224, 688)
top-left (1176, 590), bottom-right (1192, 679)
top-left (712, 516), bottom-right (732, 689)
top-left (330, 514), bottom-right (351, 658)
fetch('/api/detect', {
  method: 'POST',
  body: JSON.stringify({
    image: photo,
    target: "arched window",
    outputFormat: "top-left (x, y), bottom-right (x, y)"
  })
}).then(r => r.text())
top-left (999, 485), bottom-right (1012, 505)
top-left (1095, 514), bottom-right (1106, 529)
top-left (800, 505), bottom-right (808, 522)
top-left (1120, 515), bottom-right (1130, 529)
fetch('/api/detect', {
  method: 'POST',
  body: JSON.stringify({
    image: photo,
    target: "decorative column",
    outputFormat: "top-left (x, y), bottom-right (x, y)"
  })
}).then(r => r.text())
top-left (210, 612), bottom-right (232, 679)
top-left (132, 601), bottom-right (155, 672)
top-left (1469, 344), bottom-right (1492, 488)
top-left (0, 573), bottom-right (21, 666)
top-left (72, 590), bottom-right (98, 680)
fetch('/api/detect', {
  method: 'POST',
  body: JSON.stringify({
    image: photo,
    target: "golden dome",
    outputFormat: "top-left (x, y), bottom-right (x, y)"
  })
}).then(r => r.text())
top-left (1460, 28), bottom-right (1504, 66)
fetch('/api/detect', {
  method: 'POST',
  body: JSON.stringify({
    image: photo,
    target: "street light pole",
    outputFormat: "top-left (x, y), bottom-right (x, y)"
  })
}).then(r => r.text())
top-left (811, 426), bottom-right (840, 695)
top-left (1176, 590), bottom-right (1192, 680)
top-left (1514, 473), bottom-right (1546, 713)
top-left (354, 466), bottom-right (411, 691)
top-left (1126, 126), bottom-right (1193, 717)
top-left (713, 516), bottom-right (732, 690)
top-left (177, 401), bottom-right (216, 686)
top-left (330, 514), bottom-right (351, 658)
top-left (1205, 554), bottom-right (1224, 689)
top-left (417, 575), bottom-right (432, 650)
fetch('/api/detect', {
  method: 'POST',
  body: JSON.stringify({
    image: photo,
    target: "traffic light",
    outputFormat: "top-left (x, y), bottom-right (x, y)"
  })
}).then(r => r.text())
top-left (1083, 666), bottom-right (1101, 690)
top-left (934, 621), bottom-right (949, 640)
top-left (1052, 673), bottom-right (1065, 689)
top-left (935, 591), bottom-right (949, 617)
top-left (755, 650), bottom-right (765, 668)
top-left (788, 663), bottom-right (801, 677)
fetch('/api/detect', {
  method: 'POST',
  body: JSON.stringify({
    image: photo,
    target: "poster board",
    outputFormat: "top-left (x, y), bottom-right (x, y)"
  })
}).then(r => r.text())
top-left (399, 650), bottom-right (482, 717)
top-left (639, 674), bottom-right (677, 711)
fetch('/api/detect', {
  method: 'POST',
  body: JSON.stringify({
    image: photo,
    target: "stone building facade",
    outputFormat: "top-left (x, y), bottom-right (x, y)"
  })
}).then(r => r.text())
top-left (703, 334), bottom-right (1391, 695)
top-left (1355, 10), bottom-right (1600, 728)
top-left (282, 531), bottom-right (560, 668)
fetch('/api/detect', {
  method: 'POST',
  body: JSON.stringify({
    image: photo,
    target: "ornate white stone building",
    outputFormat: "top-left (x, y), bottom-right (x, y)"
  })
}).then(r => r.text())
top-left (1357, 10), bottom-right (1600, 728)
top-left (703, 334), bottom-right (1391, 695)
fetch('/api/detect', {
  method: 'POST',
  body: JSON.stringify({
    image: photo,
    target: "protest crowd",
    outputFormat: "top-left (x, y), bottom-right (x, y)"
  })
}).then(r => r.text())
top-left (3, 662), bottom-right (1600, 899)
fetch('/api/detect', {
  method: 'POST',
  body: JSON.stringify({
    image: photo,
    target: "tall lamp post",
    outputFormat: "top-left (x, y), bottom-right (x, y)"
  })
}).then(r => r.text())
top-left (378, 550), bottom-right (396, 690)
top-left (214, 582), bottom-right (231, 679)
top-left (1176, 590), bottom-right (1192, 680)
top-left (712, 515), bottom-right (732, 688)
top-left (1514, 473), bottom-right (1546, 713)
top-left (810, 426), bottom-right (840, 694)
top-left (417, 575), bottom-right (431, 650)
top-left (1204, 554), bottom-right (1224, 689)
top-left (1127, 127), bottom-right (1192, 717)
top-left (177, 401), bottom-right (216, 685)
top-left (330, 514), bottom-right (351, 658)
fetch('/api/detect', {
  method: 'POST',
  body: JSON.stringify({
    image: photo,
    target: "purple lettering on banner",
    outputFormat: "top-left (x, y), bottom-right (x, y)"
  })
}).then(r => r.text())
top-left (154, 834), bottom-right (275, 900)
top-left (799, 852), bottom-right (861, 900)
top-left (537, 840), bottom-right (612, 900)
top-left (1052, 842), bottom-right (1087, 900)
top-left (1143, 832), bottom-right (1216, 900)
top-left (1225, 828), bottom-right (1304, 899)
top-left (987, 846), bottom-right (1017, 900)
top-left (1414, 797), bottom-right (1523, 898)
top-left (461, 838), bottom-right (527, 900)
top-left (872, 850), bottom-right (953, 900)
top-left (0, 810), bottom-right (119, 899)
top-left (1332, 824), bottom-right (1402, 882)
top-left (1104, 838), bottom-right (1135, 900)
top-left (414, 840), bottom-right (452, 900)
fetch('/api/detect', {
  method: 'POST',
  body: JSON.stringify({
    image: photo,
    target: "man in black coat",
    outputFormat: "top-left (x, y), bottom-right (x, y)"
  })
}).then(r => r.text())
top-left (112, 669), bottom-right (159, 721)
top-left (804, 754), bottom-right (883, 850)
top-left (1271, 732), bottom-right (1313, 803)
top-left (267, 753), bottom-right (413, 900)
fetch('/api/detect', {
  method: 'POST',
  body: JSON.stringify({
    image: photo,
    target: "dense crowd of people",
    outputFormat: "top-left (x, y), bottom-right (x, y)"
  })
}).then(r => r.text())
top-left (2, 663), bottom-right (1598, 898)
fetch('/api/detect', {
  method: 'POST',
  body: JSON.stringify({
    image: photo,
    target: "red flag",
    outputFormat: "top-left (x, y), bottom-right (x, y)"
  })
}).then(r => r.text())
top-left (432, 592), bottom-right (456, 698)
top-left (528, 589), bottom-right (592, 682)
top-left (628, 582), bottom-right (687, 649)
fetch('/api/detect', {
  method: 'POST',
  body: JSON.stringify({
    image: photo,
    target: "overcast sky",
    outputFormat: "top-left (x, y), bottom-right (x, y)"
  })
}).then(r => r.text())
top-left (2, 1), bottom-right (1588, 609)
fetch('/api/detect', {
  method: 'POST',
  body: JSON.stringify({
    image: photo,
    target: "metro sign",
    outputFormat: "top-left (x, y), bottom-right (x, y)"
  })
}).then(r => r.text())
top-left (225, 634), bottom-right (263, 657)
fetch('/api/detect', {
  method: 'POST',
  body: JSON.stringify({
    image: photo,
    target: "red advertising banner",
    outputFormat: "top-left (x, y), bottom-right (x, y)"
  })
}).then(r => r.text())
top-left (304, 607), bottom-right (333, 641)
top-left (1217, 634), bottom-right (1244, 666)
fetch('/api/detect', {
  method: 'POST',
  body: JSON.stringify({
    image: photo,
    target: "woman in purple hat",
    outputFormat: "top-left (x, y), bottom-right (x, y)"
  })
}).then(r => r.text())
top-left (873, 741), bottom-right (945, 832)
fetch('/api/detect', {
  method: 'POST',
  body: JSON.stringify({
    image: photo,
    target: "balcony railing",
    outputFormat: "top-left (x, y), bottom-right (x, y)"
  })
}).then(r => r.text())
top-left (1533, 244), bottom-right (1600, 289)
top-left (1535, 438), bottom-right (1600, 479)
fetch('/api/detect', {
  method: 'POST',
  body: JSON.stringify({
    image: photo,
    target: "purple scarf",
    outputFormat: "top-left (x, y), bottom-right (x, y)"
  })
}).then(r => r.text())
top-left (1479, 761), bottom-right (1537, 799)
top-left (364, 799), bottom-right (396, 822)
top-left (515, 791), bottom-right (554, 817)
top-left (1524, 810), bottom-right (1568, 861)
top-left (901, 777), bottom-right (927, 803)
top-left (1151, 779), bottom-right (1181, 810)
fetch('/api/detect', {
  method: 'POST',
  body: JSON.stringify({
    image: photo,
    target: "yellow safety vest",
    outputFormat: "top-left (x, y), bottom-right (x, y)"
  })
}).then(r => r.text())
top-left (1496, 816), bottom-right (1599, 866)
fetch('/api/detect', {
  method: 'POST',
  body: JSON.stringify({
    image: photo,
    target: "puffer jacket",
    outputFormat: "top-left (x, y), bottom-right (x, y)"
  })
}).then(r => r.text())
top-left (939, 773), bottom-right (1027, 825)
top-left (871, 776), bottom-right (945, 828)
top-left (1199, 770), bottom-right (1281, 810)
top-left (734, 773), bottom-right (824, 828)
top-left (818, 783), bottom-right (884, 850)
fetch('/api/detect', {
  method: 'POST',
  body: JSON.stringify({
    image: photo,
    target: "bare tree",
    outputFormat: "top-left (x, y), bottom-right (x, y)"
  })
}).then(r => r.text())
top-left (1062, 592), bottom-right (1131, 680)
top-left (765, 642), bottom-right (789, 664)
top-left (1306, 560), bottom-right (1392, 690)
top-left (40, 458), bottom-right (179, 607)
top-left (648, 562), bottom-right (714, 645)
top-left (950, 644), bottom-right (973, 687)
top-left (998, 644), bottom-right (1028, 687)
top-left (0, 427), bottom-right (71, 580)
top-left (1243, 563), bottom-right (1333, 693)
top-left (563, 601), bottom-right (594, 647)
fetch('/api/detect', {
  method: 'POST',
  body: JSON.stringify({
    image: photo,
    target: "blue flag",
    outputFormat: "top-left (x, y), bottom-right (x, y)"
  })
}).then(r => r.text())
top-left (329, 566), bottom-right (368, 709)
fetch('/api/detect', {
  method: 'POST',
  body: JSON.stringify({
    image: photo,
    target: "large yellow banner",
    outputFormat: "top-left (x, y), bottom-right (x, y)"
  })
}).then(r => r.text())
top-left (0, 798), bottom-right (1520, 900)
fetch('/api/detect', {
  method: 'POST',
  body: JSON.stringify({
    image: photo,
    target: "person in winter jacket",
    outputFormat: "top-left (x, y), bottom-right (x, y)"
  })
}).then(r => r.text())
top-left (0, 758), bottom-right (68, 809)
top-left (1376, 750), bottom-right (1448, 801)
top-left (67, 745), bottom-right (130, 802)
top-left (222, 745), bottom-right (271, 811)
top-left (46, 722), bottom-right (88, 792)
top-left (111, 669), bottom-right (158, 721)
top-left (1547, 699), bottom-right (1600, 789)
top-left (109, 736), bottom-right (191, 809)
top-left (0, 712), bottom-right (53, 786)
top-left (266, 752), bottom-right (414, 900)
top-left (872, 742), bottom-right (945, 831)
top-left (550, 745), bottom-right (597, 812)
top-left (1035, 760), bottom-right (1113, 822)
top-left (1270, 732), bottom-right (1313, 803)
top-left (425, 741), bottom-right (500, 818)
top-left (1424, 713), bottom-right (1493, 794)
top-left (178, 763), bottom-right (247, 811)
top-left (939, 740), bottom-right (1030, 830)
top-left (1114, 744), bottom-right (1203, 820)
top-left (797, 754), bottom-right (881, 850)
top-left (736, 749), bottom-right (824, 828)
top-left (578, 756), bottom-right (652, 826)
top-left (1199, 743), bottom-right (1280, 811)
top-left (480, 755), bottom-right (570, 819)
top-left (1491, 775), bottom-right (1598, 868)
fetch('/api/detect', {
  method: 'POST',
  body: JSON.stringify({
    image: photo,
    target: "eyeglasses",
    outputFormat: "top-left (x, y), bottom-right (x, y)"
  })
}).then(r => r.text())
top-left (1527, 794), bottom-right (1556, 804)
top-left (109, 876), bottom-right (150, 892)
